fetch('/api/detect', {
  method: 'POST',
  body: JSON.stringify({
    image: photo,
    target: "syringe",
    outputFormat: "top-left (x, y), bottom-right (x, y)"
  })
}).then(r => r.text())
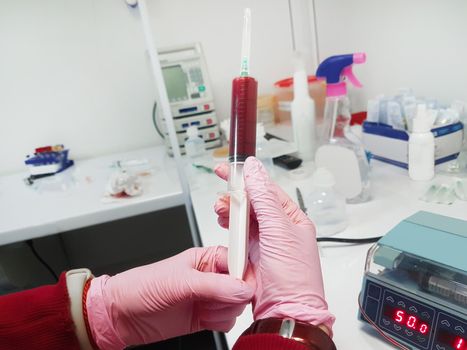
top-left (228, 8), bottom-right (258, 280)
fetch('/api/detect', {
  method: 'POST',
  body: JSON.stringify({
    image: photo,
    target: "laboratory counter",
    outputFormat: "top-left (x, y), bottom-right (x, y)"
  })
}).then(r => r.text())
top-left (1, 143), bottom-right (465, 349)
top-left (0, 146), bottom-right (183, 246)
top-left (190, 158), bottom-right (467, 350)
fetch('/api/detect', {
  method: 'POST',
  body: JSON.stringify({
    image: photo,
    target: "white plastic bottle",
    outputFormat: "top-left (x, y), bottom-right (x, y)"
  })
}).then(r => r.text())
top-left (408, 105), bottom-right (436, 181)
top-left (255, 123), bottom-right (275, 178)
top-left (184, 126), bottom-right (206, 158)
top-left (306, 167), bottom-right (348, 236)
top-left (184, 126), bottom-right (206, 189)
top-left (291, 54), bottom-right (316, 162)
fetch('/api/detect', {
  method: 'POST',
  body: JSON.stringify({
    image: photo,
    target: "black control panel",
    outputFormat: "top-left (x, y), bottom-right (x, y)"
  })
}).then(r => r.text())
top-left (361, 280), bottom-right (467, 350)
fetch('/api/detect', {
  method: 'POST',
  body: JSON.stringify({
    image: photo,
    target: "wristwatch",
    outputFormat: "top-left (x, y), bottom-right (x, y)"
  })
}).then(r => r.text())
top-left (242, 317), bottom-right (337, 350)
top-left (66, 269), bottom-right (94, 350)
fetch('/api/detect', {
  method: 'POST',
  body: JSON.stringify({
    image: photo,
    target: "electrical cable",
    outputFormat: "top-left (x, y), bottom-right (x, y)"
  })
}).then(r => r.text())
top-left (317, 236), bottom-right (382, 244)
top-left (358, 293), bottom-right (410, 350)
top-left (264, 132), bottom-right (287, 142)
top-left (26, 240), bottom-right (58, 281)
top-left (152, 101), bottom-right (165, 139)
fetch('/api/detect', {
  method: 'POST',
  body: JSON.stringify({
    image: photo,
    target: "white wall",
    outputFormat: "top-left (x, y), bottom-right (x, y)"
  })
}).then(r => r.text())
top-left (5, 0), bottom-right (464, 175)
top-left (314, 0), bottom-right (467, 112)
top-left (0, 0), bottom-right (158, 174)
top-left (0, 0), bottom-right (294, 175)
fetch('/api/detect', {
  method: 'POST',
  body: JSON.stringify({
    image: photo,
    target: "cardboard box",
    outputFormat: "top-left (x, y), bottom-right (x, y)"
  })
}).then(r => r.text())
top-left (362, 122), bottom-right (464, 168)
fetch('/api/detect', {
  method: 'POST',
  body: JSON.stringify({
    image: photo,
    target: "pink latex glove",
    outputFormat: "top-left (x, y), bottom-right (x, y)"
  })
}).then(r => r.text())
top-left (214, 157), bottom-right (335, 333)
top-left (86, 246), bottom-right (255, 350)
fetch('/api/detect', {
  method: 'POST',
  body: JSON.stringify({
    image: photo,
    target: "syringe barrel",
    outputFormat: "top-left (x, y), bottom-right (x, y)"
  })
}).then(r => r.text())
top-left (229, 76), bottom-right (258, 162)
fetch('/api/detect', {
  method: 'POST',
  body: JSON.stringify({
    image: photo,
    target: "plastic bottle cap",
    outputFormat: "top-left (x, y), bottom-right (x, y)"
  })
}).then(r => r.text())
top-left (412, 104), bottom-right (436, 133)
top-left (293, 65), bottom-right (309, 99)
top-left (312, 167), bottom-right (335, 187)
top-left (187, 126), bottom-right (199, 138)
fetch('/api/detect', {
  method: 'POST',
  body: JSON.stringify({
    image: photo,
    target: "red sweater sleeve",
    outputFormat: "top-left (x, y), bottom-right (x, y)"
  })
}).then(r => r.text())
top-left (0, 273), bottom-right (81, 350)
top-left (233, 334), bottom-right (310, 350)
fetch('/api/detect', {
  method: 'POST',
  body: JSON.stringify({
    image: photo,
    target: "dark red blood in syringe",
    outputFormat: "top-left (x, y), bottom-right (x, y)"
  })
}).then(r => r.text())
top-left (229, 76), bottom-right (258, 162)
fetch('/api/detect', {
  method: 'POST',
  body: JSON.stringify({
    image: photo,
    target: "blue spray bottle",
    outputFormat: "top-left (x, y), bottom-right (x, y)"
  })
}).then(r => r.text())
top-left (315, 53), bottom-right (371, 203)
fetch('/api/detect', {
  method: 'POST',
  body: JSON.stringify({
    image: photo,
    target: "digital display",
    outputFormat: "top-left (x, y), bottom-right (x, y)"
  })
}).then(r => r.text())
top-left (438, 329), bottom-right (466, 350)
top-left (383, 305), bottom-right (430, 334)
top-left (162, 65), bottom-right (188, 102)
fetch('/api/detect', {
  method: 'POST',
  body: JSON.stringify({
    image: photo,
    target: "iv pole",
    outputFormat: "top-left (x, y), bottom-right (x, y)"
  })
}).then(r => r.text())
top-left (288, 0), bottom-right (320, 72)
top-left (134, 0), bottom-right (201, 247)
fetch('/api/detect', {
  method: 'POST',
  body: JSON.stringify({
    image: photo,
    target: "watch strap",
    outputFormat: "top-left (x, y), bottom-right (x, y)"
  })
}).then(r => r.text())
top-left (66, 268), bottom-right (94, 350)
top-left (242, 318), bottom-right (336, 350)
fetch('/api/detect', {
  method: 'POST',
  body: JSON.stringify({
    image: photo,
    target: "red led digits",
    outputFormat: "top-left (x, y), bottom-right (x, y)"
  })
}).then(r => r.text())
top-left (419, 323), bottom-right (429, 334)
top-left (407, 316), bottom-right (417, 329)
top-left (392, 309), bottom-right (429, 334)
top-left (395, 310), bottom-right (404, 323)
top-left (455, 337), bottom-right (465, 350)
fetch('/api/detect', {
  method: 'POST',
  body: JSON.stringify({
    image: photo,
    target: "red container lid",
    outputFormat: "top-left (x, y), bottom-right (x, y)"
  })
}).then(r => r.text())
top-left (274, 75), bottom-right (318, 88)
top-left (350, 111), bottom-right (367, 125)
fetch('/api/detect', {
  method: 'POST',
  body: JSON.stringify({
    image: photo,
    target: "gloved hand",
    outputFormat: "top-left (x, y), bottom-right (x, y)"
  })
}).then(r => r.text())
top-left (214, 157), bottom-right (335, 333)
top-left (86, 246), bottom-right (255, 350)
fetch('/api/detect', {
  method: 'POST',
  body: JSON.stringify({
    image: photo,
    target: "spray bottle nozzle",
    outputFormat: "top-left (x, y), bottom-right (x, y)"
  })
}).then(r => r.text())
top-left (316, 53), bottom-right (366, 96)
top-left (353, 53), bottom-right (366, 64)
top-left (342, 66), bottom-right (363, 88)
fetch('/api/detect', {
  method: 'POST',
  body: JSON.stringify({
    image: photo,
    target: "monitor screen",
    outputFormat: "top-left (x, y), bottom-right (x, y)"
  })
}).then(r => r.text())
top-left (162, 65), bottom-right (188, 102)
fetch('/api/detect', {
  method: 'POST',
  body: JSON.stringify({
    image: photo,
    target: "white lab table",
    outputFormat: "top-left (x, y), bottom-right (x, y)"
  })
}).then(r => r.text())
top-left (1, 141), bottom-right (466, 349)
top-left (0, 146), bottom-right (183, 246)
top-left (190, 159), bottom-right (467, 349)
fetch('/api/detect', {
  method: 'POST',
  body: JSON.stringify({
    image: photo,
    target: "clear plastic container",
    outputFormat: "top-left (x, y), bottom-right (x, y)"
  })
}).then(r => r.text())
top-left (306, 167), bottom-right (348, 236)
top-left (256, 123), bottom-right (275, 178)
top-left (185, 126), bottom-right (206, 158)
top-left (274, 76), bottom-right (326, 125)
top-left (366, 245), bottom-right (467, 309)
top-left (184, 126), bottom-right (207, 189)
top-left (257, 94), bottom-right (276, 126)
top-left (320, 95), bottom-right (371, 203)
